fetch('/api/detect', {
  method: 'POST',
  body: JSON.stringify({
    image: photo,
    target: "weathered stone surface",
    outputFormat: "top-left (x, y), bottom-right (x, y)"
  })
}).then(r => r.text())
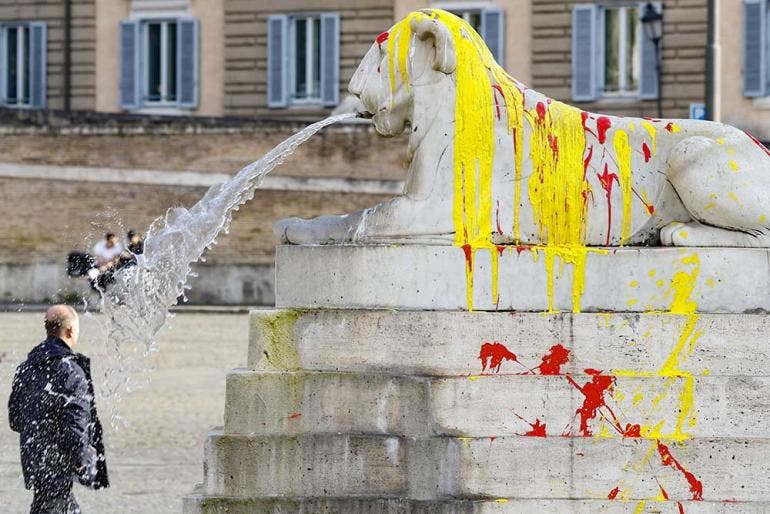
top-left (183, 495), bottom-right (770, 514)
top-left (275, 245), bottom-right (770, 312)
top-left (248, 310), bottom-right (770, 377)
top-left (224, 369), bottom-right (431, 436)
top-left (224, 370), bottom-right (770, 439)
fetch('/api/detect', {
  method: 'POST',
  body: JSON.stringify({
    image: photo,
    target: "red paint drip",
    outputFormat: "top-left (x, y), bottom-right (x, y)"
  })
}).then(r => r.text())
top-left (288, 413), bottom-right (301, 420)
top-left (492, 84), bottom-right (504, 121)
top-left (566, 372), bottom-right (616, 437)
top-left (631, 187), bottom-right (655, 216)
top-left (657, 441), bottom-right (704, 501)
top-left (745, 130), bottom-right (770, 158)
top-left (596, 116), bottom-right (612, 144)
top-left (496, 245), bottom-right (506, 257)
top-left (479, 342), bottom-right (518, 373)
top-left (537, 344), bottom-right (570, 375)
top-left (461, 244), bottom-right (473, 271)
top-left (376, 31), bottom-right (389, 45)
top-left (678, 502), bottom-right (685, 514)
top-left (607, 487), bottom-right (621, 500)
top-left (582, 145), bottom-right (594, 180)
top-left (548, 134), bottom-right (559, 155)
top-left (536, 101), bottom-right (547, 122)
top-left (642, 141), bottom-right (652, 162)
top-left (495, 200), bottom-right (503, 235)
top-left (598, 164), bottom-right (619, 246)
top-left (581, 111), bottom-right (597, 137)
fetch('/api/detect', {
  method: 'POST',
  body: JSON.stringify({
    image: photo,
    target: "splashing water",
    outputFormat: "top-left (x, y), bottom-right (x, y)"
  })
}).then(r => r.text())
top-left (97, 113), bottom-right (355, 422)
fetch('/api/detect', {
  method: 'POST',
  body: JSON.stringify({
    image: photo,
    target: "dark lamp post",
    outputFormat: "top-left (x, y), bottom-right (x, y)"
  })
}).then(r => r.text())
top-left (641, 3), bottom-right (663, 118)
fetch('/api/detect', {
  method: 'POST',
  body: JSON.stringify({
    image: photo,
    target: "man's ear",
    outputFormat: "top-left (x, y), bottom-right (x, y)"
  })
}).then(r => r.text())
top-left (410, 14), bottom-right (456, 75)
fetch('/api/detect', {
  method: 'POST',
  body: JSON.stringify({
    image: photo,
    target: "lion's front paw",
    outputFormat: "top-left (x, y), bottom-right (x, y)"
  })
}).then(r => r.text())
top-left (659, 222), bottom-right (686, 246)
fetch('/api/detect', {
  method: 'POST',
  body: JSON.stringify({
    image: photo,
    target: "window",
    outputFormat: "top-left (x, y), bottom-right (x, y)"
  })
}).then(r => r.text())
top-left (435, 5), bottom-right (505, 64)
top-left (145, 20), bottom-right (177, 104)
top-left (290, 16), bottom-right (322, 102)
top-left (571, 3), bottom-right (660, 102)
top-left (0, 22), bottom-right (46, 108)
top-left (267, 13), bottom-right (340, 108)
top-left (119, 17), bottom-right (198, 110)
top-left (743, 0), bottom-right (769, 97)
top-left (603, 6), bottom-right (640, 96)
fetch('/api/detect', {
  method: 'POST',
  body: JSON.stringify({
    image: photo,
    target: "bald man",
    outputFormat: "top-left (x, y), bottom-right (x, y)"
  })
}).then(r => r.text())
top-left (8, 305), bottom-right (109, 513)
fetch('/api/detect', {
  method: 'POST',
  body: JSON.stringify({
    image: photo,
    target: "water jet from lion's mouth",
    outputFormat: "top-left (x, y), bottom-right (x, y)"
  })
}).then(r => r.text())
top-left (94, 112), bottom-right (355, 426)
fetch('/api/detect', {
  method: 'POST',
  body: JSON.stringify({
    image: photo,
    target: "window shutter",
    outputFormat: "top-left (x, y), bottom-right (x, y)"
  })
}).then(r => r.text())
top-left (29, 22), bottom-right (47, 108)
top-left (177, 17), bottom-right (199, 108)
top-left (743, 0), bottom-right (767, 97)
top-left (0, 27), bottom-right (6, 103)
top-left (481, 8), bottom-right (505, 65)
top-left (639, 2), bottom-right (662, 100)
top-left (320, 13), bottom-right (340, 107)
top-left (119, 20), bottom-right (141, 109)
top-left (267, 15), bottom-right (288, 108)
top-left (571, 4), bottom-right (599, 101)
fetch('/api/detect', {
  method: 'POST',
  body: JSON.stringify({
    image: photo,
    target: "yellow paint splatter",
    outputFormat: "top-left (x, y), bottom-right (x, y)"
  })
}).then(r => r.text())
top-left (630, 280), bottom-right (639, 287)
top-left (648, 269), bottom-right (656, 277)
top-left (728, 191), bottom-right (741, 206)
top-left (613, 130), bottom-right (633, 244)
top-left (729, 160), bottom-right (739, 172)
top-left (716, 137), bottom-right (725, 145)
top-left (704, 202), bottom-right (716, 210)
top-left (467, 375), bottom-right (480, 381)
top-left (760, 215), bottom-right (767, 223)
top-left (705, 277), bottom-right (715, 287)
top-left (678, 230), bottom-right (688, 239)
top-left (634, 501), bottom-right (647, 514)
top-left (456, 437), bottom-right (473, 447)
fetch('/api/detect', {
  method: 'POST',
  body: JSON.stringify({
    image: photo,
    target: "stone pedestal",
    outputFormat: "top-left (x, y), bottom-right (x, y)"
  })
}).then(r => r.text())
top-left (184, 246), bottom-right (770, 513)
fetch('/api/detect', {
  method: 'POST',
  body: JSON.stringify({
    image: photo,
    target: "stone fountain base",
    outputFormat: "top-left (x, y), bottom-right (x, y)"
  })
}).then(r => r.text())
top-left (184, 246), bottom-right (770, 513)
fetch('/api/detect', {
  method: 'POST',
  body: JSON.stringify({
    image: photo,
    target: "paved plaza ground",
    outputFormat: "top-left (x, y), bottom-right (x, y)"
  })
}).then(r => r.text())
top-left (0, 311), bottom-right (249, 513)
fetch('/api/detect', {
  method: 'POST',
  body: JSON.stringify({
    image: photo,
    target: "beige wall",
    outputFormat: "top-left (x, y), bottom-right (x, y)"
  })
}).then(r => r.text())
top-left (393, 0), bottom-right (532, 84)
top-left (94, 0), bottom-right (224, 115)
top-left (718, 0), bottom-right (770, 140)
top-left (95, 0), bottom-right (129, 112)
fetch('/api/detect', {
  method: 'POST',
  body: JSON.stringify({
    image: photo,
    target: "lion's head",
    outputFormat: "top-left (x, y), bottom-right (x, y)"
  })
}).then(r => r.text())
top-left (348, 10), bottom-right (459, 136)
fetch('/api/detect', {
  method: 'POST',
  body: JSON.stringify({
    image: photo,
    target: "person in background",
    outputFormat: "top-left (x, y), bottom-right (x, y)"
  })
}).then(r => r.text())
top-left (91, 233), bottom-right (123, 271)
top-left (8, 305), bottom-right (109, 513)
top-left (126, 230), bottom-right (144, 255)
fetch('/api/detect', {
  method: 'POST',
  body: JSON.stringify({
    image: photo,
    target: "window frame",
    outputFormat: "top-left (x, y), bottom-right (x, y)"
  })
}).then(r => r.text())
top-left (1, 22), bottom-right (32, 108)
top-left (141, 18), bottom-right (179, 106)
top-left (600, 4), bottom-right (641, 99)
top-left (287, 14), bottom-right (323, 105)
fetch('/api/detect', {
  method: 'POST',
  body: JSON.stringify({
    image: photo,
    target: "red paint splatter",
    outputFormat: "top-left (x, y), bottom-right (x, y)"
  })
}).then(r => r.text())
top-left (495, 200), bottom-right (503, 235)
top-left (581, 111), bottom-right (597, 137)
top-left (548, 134), bottom-right (559, 155)
top-left (565, 371), bottom-right (616, 437)
top-left (496, 245), bottom-right (506, 257)
top-left (597, 164), bottom-right (619, 246)
top-left (513, 412), bottom-right (547, 437)
top-left (376, 31), bottom-right (389, 45)
top-left (621, 423), bottom-right (641, 437)
top-left (288, 413), bottom-right (301, 419)
top-left (537, 344), bottom-right (571, 375)
top-left (642, 141), bottom-right (652, 162)
top-left (524, 418), bottom-right (547, 437)
top-left (479, 342), bottom-right (518, 373)
top-left (664, 122), bottom-right (677, 132)
top-left (461, 243), bottom-right (473, 271)
top-left (489, 436), bottom-right (497, 442)
top-left (582, 145), bottom-right (594, 180)
top-left (515, 245), bottom-right (529, 255)
top-left (656, 441), bottom-right (704, 501)
top-left (745, 130), bottom-right (770, 158)
top-left (596, 116), bottom-right (612, 144)
top-left (631, 187), bottom-right (655, 216)
top-left (607, 487), bottom-right (621, 500)
top-left (536, 101), bottom-right (547, 121)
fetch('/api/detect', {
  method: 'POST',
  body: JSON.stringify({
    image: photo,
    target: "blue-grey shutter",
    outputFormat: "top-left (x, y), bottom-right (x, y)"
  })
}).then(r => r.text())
top-left (572, 5), bottom-right (599, 101)
top-left (639, 2), bottom-right (662, 100)
top-left (320, 13), bottom-right (340, 107)
top-left (743, 0), bottom-right (767, 97)
top-left (29, 22), bottom-right (46, 108)
top-left (481, 8), bottom-right (504, 65)
top-left (177, 17), bottom-right (199, 108)
top-left (119, 19), bottom-right (141, 109)
top-left (267, 15), bottom-right (288, 108)
top-left (0, 27), bottom-right (6, 104)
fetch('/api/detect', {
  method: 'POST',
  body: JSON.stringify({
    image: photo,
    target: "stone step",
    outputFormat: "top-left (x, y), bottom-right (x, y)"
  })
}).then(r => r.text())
top-left (224, 370), bottom-right (770, 439)
top-left (275, 245), bottom-right (770, 312)
top-left (183, 494), bottom-right (770, 514)
top-left (201, 431), bottom-right (770, 502)
top-left (248, 310), bottom-right (770, 377)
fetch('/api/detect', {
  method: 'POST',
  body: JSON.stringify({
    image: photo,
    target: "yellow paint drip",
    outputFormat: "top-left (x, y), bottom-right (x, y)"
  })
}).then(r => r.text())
top-left (641, 120), bottom-right (657, 154)
top-left (613, 130), bottom-right (633, 244)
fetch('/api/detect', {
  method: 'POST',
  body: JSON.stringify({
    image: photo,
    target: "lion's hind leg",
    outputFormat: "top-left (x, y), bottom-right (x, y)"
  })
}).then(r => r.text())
top-left (663, 133), bottom-right (770, 247)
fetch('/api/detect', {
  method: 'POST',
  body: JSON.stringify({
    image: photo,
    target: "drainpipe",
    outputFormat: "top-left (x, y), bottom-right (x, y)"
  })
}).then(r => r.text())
top-left (63, 0), bottom-right (72, 112)
top-left (705, 0), bottom-right (720, 121)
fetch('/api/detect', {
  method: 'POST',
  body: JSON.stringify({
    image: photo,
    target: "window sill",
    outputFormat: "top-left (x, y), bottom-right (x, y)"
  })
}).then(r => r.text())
top-left (752, 97), bottom-right (770, 110)
top-left (131, 106), bottom-right (192, 116)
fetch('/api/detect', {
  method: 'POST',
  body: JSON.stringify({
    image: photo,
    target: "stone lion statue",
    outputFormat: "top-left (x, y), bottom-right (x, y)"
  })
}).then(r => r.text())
top-left (275, 9), bottom-right (770, 249)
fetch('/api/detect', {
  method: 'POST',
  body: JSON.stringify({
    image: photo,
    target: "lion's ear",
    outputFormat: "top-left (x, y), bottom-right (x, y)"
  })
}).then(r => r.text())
top-left (410, 14), bottom-right (457, 75)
